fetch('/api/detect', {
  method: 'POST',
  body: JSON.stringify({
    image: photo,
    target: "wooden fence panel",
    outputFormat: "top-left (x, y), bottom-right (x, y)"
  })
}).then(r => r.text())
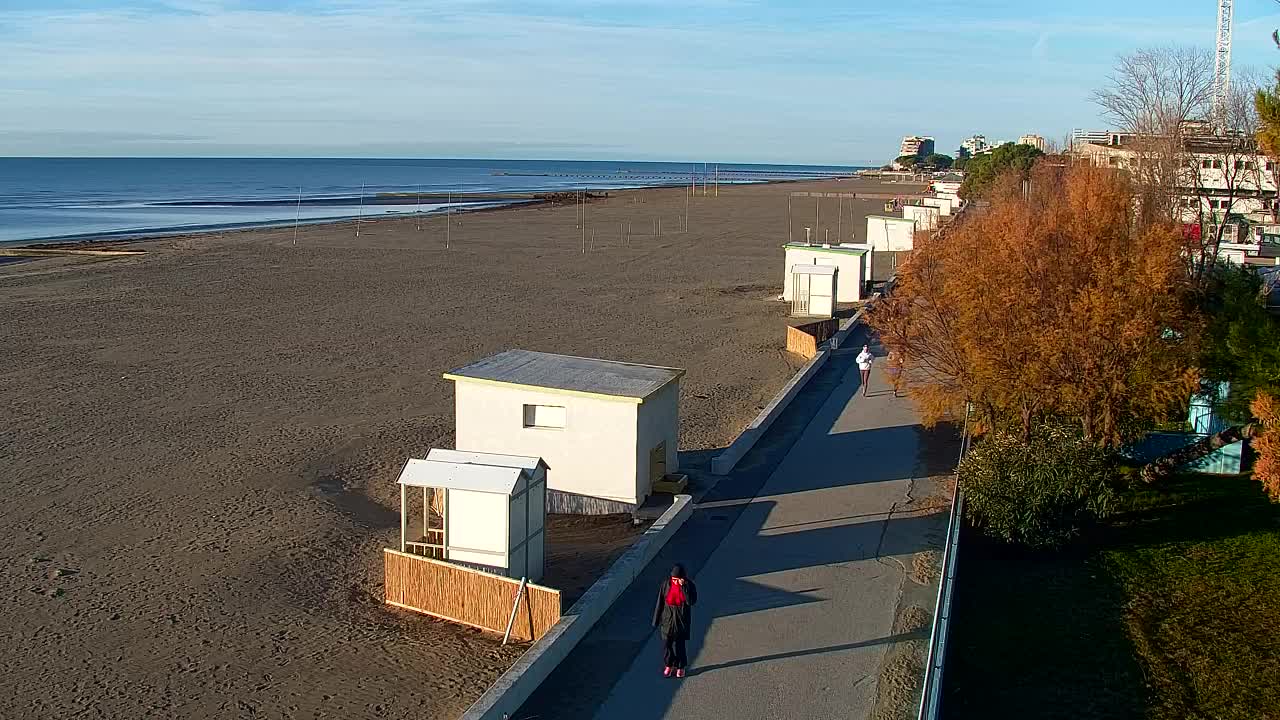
top-left (786, 319), bottom-right (839, 359)
top-left (383, 549), bottom-right (561, 642)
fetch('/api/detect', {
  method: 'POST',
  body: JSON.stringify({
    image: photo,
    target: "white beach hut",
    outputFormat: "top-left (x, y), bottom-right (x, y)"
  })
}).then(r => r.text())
top-left (789, 264), bottom-right (837, 318)
top-left (921, 196), bottom-right (954, 216)
top-left (446, 350), bottom-right (683, 515)
top-left (781, 242), bottom-right (868, 303)
top-left (866, 215), bottom-right (917, 252)
top-left (396, 449), bottom-right (548, 582)
top-left (902, 204), bottom-right (940, 231)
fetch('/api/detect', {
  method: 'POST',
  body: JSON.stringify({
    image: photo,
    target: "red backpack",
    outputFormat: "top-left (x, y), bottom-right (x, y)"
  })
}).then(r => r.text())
top-left (665, 578), bottom-right (687, 606)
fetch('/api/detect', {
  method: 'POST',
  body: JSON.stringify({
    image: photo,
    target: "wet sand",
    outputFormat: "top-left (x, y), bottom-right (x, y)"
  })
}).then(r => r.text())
top-left (0, 177), bottom-right (919, 719)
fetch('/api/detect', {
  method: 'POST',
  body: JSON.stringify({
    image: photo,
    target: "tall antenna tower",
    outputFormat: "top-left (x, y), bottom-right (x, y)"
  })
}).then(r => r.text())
top-left (1212, 0), bottom-right (1234, 126)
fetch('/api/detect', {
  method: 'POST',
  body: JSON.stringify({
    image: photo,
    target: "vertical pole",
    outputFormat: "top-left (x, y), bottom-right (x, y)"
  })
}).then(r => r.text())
top-left (423, 486), bottom-right (428, 538)
top-left (415, 184), bottom-right (421, 231)
top-left (581, 189), bottom-right (586, 253)
top-left (399, 484), bottom-right (406, 552)
top-left (815, 195), bottom-right (820, 237)
top-left (715, 164), bottom-right (719, 197)
top-left (293, 185), bottom-right (301, 245)
top-left (356, 182), bottom-right (365, 237)
top-left (442, 488), bottom-right (449, 558)
top-left (787, 194), bottom-right (792, 244)
top-left (838, 196), bottom-right (842, 242)
top-left (685, 185), bottom-right (689, 231)
top-left (503, 577), bottom-right (529, 645)
top-left (446, 190), bottom-right (451, 249)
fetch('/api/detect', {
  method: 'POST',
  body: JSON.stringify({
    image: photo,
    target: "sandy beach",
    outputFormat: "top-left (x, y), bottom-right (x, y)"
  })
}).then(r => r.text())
top-left (0, 176), bottom-right (919, 719)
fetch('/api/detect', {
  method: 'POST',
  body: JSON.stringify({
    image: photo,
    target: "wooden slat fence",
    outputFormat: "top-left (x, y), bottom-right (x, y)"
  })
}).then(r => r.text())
top-left (786, 319), bottom-right (839, 359)
top-left (383, 549), bottom-right (561, 642)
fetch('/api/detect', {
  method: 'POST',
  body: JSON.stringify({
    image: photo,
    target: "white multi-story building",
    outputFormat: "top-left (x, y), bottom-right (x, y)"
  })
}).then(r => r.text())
top-left (960, 135), bottom-right (988, 156)
top-left (1018, 134), bottom-right (1047, 151)
top-left (1071, 131), bottom-right (1279, 222)
top-left (899, 135), bottom-right (935, 158)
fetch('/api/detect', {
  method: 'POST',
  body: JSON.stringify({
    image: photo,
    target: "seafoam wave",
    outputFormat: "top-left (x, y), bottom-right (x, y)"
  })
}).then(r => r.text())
top-left (0, 157), bottom-right (862, 244)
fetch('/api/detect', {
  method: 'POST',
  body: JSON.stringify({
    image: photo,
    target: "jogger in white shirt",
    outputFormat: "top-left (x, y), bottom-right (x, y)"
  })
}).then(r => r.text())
top-left (856, 345), bottom-right (874, 397)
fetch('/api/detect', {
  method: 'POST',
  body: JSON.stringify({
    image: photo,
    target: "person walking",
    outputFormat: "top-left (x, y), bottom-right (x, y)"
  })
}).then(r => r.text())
top-left (856, 344), bottom-right (874, 397)
top-left (653, 564), bottom-right (697, 678)
top-left (887, 350), bottom-right (905, 397)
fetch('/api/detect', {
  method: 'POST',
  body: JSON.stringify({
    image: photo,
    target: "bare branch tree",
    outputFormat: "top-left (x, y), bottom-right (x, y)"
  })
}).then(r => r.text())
top-left (1092, 45), bottom-right (1215, 222)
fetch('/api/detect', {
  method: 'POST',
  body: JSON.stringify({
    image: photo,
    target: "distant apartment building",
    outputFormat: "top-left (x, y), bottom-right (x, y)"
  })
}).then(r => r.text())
top-left (960, 135), bottom-right (988, 156)
top-left (900, 135), bottom-right (935, 158)
top-left (1071, 128), bottom-right (1280, 265)
top-left (1019, 134), bottom-right (1047, 151)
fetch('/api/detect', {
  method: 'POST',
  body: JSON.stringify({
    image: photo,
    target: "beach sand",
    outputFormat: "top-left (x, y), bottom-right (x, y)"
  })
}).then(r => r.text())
top-left (0, 177), bottom-right (920, 719)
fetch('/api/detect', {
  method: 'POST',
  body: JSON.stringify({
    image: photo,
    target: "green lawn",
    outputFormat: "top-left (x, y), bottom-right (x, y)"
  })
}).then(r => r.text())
top-left (942, 473), bottom-right (1280, 720)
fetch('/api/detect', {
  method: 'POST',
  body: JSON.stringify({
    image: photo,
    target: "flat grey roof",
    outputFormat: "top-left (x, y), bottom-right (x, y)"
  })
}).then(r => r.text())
top-left (444, 349), bottom-right (684, 401)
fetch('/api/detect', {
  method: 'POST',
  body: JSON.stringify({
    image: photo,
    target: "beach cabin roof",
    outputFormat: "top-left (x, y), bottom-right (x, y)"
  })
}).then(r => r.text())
top-left (397, 451), bottom-right (547, 495)
top-left (866, 215), bottom-right (917, 223)
top-left (444, 349), bottom-right (684, 402)
top-left (782, 242), bottom-right (867, 256)
top-left (791, 264), bottom-right (838, 275)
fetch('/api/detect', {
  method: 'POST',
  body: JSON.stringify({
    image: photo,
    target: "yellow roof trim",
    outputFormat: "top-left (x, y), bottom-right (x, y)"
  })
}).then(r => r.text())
top-left (443, 373), bottom-right (646, 403)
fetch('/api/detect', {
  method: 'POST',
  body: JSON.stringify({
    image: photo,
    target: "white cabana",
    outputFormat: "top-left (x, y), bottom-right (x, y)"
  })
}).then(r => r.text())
top-left (866, 215), bottom-right (917, 252)
top-left (903, 204), bottom-right (940, 231)
top-left (789, 264), bottom-right (837, 318)
top-left (396, 449), bottom-right (548, 582)
top-left (781, 242), bottom-right (868, 302)
top-left (446, 350), bottom-right (683, 515)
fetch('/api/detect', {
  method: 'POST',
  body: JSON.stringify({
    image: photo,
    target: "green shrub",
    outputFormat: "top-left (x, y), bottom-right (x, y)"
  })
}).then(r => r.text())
top-left (960, 427), bottom-right (1117, 548)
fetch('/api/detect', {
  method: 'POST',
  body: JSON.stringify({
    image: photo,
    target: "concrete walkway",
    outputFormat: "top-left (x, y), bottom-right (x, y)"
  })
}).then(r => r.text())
top-left (516, 334), bottom-right (944, 720)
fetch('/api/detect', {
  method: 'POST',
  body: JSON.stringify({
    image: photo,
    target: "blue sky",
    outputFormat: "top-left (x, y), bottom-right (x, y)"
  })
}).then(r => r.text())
top-left (4, 0), bottom-right (1280, 164)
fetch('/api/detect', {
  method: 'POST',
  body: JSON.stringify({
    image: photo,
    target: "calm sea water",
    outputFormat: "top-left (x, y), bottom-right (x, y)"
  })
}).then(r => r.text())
top-left (0, 158), bottom-right (859, 244)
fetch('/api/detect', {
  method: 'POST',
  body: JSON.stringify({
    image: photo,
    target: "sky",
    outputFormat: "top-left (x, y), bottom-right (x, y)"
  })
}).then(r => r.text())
top-left (4, 0), bottom-right (1280, 165)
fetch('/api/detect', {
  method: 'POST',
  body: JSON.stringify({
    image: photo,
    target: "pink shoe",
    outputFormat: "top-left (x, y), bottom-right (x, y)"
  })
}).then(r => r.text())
top-left (675, 669), bottom-right (686, 678)
top-left (663, 667), bottom-right (672, 677)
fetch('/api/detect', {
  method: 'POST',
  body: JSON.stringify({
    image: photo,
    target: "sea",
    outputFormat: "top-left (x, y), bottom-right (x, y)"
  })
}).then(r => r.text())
top-left (0, 158), bottom-right (861, 245)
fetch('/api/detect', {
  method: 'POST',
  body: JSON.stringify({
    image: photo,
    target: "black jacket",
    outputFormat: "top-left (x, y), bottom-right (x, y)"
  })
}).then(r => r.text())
top-left (653, 577), bottom-right (698, 640)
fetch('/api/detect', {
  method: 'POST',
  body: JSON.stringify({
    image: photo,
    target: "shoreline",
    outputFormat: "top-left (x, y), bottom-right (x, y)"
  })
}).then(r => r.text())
top-left (3, 177), bottom-right (839, 251)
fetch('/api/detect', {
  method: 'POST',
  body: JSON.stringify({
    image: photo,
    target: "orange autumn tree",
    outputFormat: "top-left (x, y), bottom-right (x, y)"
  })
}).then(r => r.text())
top-left (1252, 392), bottom-right (1280, 500)
top-left (871, 161), bottom-right (1199, 447)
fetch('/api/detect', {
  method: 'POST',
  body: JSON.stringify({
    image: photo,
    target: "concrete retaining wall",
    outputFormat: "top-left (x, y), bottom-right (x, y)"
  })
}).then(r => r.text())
top-left (460, 493), bottom-right (694, 720)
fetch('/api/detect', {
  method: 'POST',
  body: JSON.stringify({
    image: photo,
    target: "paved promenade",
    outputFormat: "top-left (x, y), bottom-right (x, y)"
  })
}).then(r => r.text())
top-left (517, 332), bottom-right (945, 720)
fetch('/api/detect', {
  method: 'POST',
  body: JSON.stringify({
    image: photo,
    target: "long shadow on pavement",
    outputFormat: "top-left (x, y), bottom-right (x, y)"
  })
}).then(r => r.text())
top-left (515, 328), bottom-right (923, 720)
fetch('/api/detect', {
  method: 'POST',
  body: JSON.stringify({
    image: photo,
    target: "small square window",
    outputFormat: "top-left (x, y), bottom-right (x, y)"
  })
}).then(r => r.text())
top-left (523, 404), bottom-right (565, 429)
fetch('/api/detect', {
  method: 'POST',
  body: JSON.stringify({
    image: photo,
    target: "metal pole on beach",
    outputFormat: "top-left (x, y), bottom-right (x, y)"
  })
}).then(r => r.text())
top-left (446, 190), bottom-right (451, 249)
top-left (293, 185), bottom-right (301, 245)
top-left (838, 196), bottom-right (842, 242)
top-left (356, 183), bottom-right (365, 237)
top-left (684, 185), bottom-right (689, 232)
top-left (416, 184), bottom-right (421, 231)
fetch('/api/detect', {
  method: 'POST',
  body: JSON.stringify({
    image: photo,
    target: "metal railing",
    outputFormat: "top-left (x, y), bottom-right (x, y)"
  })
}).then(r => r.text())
top-left (918, 405), bottom-right (972, 720)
